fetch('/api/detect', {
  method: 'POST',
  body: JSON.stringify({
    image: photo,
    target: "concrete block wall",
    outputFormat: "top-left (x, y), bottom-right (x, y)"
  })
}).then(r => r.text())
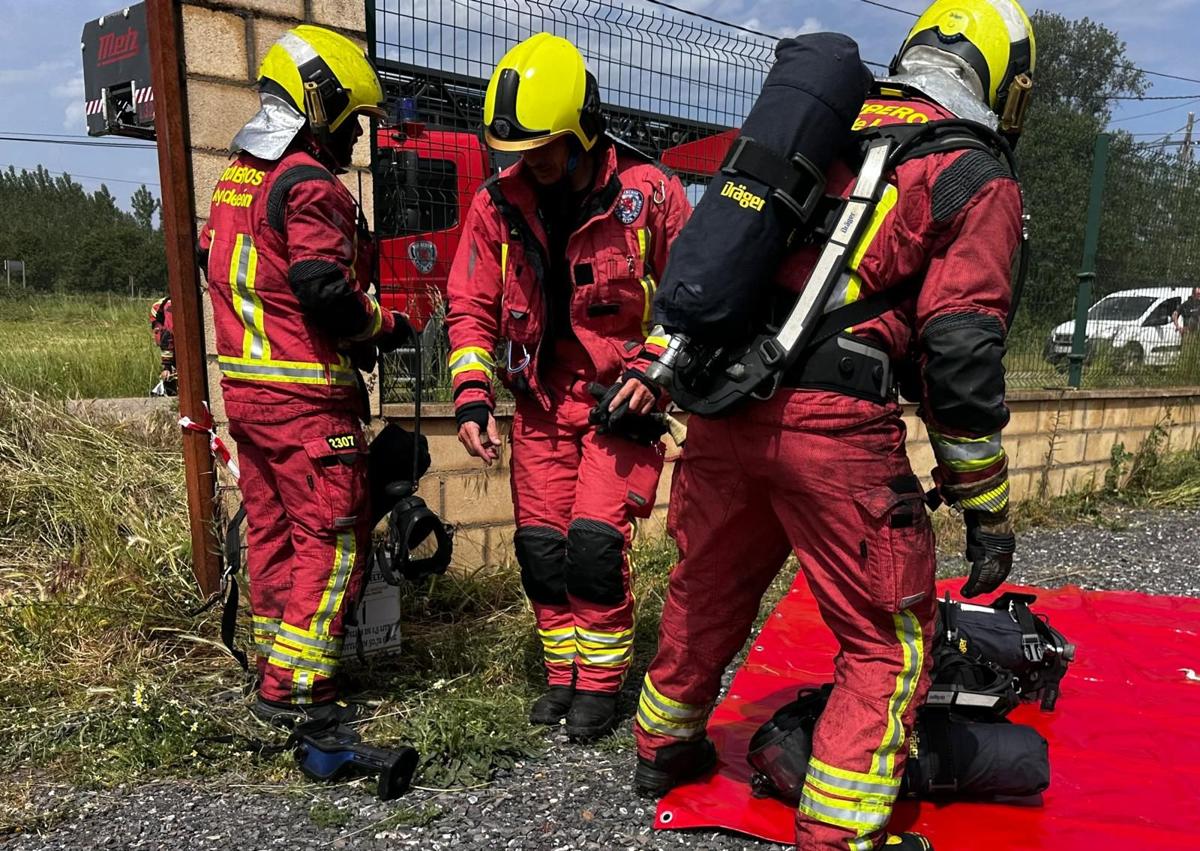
top-left (383, 388), bottom-right (1200, 572)
top-left (179, 0), bottom-right (373, 503)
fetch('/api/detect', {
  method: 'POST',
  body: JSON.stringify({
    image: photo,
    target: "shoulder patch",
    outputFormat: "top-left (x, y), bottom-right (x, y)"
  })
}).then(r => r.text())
top-left (931, 149), bottom-right (1012, 223)
top-left (615, 187), bottom-right (644, 224)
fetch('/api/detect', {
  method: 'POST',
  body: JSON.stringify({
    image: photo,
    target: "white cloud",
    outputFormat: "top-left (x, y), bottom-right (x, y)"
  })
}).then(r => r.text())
top-left (0, 58), bottom-right (72, 85)
top-left (63, 98), bottom-right (86, 132)
top-left (52, 71), bottom-right (83, 100)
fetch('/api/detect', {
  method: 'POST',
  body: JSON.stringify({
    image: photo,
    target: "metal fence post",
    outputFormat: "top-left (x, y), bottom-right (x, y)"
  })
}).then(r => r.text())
top-left (1068, 133), bottom-right (1111, 389)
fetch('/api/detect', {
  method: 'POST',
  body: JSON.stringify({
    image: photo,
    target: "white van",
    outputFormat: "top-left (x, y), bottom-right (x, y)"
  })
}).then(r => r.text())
top-left (1043, 287), bottom-right (1195, 369)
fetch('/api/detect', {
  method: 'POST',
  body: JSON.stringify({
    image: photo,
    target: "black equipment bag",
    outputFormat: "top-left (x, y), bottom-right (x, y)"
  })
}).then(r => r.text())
top-left (653, 32), bottom-right (873, 344)
top-left (903, 710), bottom-right (1050, 800)
top-left (937, 593), bottom-right (1076, 711)
top-left (747, 687), bottom-right (1050, 804)
top-left (367, 422), bottom-right (431, 524)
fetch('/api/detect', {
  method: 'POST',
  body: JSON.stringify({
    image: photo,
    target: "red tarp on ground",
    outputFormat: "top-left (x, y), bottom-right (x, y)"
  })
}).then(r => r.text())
top-left (655, 578), bottom-right (1200, 849)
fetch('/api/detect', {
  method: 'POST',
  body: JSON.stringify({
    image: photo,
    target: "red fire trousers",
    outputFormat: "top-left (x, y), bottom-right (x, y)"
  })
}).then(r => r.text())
top-left (229, 409), bottom-right (370, 706)
top-left (510, 343), bottom-right (664, 694)
top-left (635, 390), bottom-right (936, 850)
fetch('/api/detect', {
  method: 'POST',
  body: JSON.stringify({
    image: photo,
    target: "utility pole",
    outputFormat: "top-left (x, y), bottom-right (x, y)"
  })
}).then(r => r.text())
top-left (146, 0), bottom-right (221, 597)
top-left (1181, 112), bottom-right (1195, 162)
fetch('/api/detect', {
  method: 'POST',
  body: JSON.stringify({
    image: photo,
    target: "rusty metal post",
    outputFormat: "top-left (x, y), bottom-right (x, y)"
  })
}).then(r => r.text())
top-left (146, 0), bottom-right (221, 597)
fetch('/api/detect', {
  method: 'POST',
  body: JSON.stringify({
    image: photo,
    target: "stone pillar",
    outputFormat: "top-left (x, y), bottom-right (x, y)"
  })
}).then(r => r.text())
top-left (178, 0), bottom-right (373, 505)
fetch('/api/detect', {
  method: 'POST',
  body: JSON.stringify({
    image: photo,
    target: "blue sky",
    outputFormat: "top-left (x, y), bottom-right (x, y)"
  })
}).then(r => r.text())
top-left (1, 0), bottom-right (1197, 212)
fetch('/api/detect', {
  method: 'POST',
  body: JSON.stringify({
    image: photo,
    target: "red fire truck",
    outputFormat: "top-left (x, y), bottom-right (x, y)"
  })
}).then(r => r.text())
top-left (372, 63), bottom-right (729, 338)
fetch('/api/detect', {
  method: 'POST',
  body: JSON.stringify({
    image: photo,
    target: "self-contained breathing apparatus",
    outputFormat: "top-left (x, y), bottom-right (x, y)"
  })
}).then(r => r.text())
top-left (746, 592), bottom-right (1072, 805)
top-left (645, 64), bottom-right (1030, 417)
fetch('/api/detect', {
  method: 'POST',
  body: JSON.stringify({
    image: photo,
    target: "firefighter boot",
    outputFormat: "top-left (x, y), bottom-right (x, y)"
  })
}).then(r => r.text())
top-left (565, 691), bottom-right (619, 742)
top-left (884, 834), bottom-right (934, 850)
top-left (252, 697), bottom-right (367, 730)
top-left (529, 686), bottom-right (575, 726)
top-left (634, 738), bottom-right (718, 798)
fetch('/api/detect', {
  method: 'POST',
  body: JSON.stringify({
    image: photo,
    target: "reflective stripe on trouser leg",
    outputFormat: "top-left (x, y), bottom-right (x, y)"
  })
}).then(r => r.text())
top-left (635, 675), bottom-right (709, 740)
top-left (565, 518), bottom-right (634, 691)
top-left (265, 531), bottom-right (356, 704)
top-left (538, 625), bottom-right (577, 670)
top-left (575, 626), bottom-right (634, 669)
top-left (797, 610), bottom-right (924, 845)
top-left (252, 614), bottom-right (281, 657)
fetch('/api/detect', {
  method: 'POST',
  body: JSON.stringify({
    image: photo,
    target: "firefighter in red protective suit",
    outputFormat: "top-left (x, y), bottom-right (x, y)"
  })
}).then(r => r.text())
top-left (633, 3), bottom-right (1035, 849)
top-left (198, 26), bottom-right (407, 727)
top-left (446, 33), bottom-right (690, 740)
top-left (149, 296), bottom-right (176, 394)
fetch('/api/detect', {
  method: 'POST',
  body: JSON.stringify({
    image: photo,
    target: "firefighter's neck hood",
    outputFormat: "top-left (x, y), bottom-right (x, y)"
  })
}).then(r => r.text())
top-left (880, 61), bottom-right (999, 130)
top-left (231, 91), bottom-right (307, 161)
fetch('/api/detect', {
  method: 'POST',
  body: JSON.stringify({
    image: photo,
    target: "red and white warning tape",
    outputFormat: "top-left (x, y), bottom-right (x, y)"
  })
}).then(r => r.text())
top-left (179, 403), bottom-right (240, 481)
top-left (84, 89), bottom-right (154, 116)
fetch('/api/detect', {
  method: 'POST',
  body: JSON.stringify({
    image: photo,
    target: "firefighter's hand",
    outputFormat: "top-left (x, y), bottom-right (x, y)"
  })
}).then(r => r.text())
top-left (159, 369), bottom-right (173, 382)
top-left (456, 405), bottom-right (500, 466)
top-left (609, 377), bottom-right (657, 416)
top-left (961, 509), bottom-right (1015, 598)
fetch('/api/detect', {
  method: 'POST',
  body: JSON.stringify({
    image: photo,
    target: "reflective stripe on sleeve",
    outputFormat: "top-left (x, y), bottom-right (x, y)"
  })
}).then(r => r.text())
top-left (960, 479), bottom-right (1010, 513)
top-left (928, 430), bottom-right (1005, 472)
top-left (449, 346), bottom-right (496, 380)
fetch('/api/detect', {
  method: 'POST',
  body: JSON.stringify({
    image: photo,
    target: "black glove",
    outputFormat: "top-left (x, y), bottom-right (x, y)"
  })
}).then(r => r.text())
top-left (961, 509), bottom-right (1016, 598)
top-left (455, 402), bottom-right (491, 433)
top-left (587, 378), bottom-right (667, 446)
top-left (347, 341), bottom-right (379, 373)
top-left (375, 311), bottom-right (415, 355)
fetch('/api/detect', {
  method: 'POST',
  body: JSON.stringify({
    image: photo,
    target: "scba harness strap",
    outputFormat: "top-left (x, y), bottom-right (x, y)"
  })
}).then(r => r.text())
top-left (651, 115), bottom-right (1028, 416)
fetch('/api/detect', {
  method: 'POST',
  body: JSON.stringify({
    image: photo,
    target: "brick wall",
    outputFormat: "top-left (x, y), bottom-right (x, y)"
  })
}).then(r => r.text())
top-left (383, 388), bottom-right (1200, 570)
top-left (178, 0), bottom-right (375, 503)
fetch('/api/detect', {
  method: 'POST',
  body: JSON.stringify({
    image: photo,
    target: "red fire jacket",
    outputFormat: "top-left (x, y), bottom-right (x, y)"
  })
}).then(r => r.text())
top-left (779, 93), bottom-right (1022, 498)
top-left (445, 139), bottom-right (690, 414)
top-left (199, 147), bottom-right (393, 422)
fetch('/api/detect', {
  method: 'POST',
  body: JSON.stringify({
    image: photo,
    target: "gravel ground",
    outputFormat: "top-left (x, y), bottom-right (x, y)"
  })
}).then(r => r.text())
top-left (8, 507), bottom-right (1199, 851)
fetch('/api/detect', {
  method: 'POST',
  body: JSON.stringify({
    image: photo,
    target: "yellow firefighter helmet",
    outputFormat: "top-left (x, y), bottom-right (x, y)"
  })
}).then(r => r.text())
top-left (893, 0), bottom-right (1036, 134)
top-left (483, 33), bottom-right (604, 152)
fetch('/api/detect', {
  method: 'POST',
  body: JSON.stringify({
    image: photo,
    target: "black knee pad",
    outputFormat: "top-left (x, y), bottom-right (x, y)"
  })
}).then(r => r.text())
top-left (514, 526), bottom-right (567, 605)
top-left (565, 519), bottom-right (626, 605)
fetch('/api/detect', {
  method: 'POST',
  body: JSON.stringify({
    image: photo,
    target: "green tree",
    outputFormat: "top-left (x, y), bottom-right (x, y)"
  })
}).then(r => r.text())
top-left (0, 166), bottom-right (166, 295)
top-left (1014, 12), bottom-right (1147, 326)
top-left (130, 184), bottom-right (160, 231)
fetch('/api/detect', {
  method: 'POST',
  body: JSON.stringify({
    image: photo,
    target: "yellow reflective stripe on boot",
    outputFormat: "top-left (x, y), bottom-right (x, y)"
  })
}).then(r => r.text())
top-left (575, 626), bottom-right (634, 667)
top-left (797, 784), bottom-right (892, 833)
top-left (870, 609), bottom-right (925, 779)
top-left (538, 626), bottom-right (576, 666)
top-left (636, 676), bottom-right (708, 738)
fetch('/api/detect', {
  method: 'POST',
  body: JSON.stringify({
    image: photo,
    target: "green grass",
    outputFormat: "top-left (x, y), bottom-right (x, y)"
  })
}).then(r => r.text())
top-left (5, 376), bottom-right (1200, 833)
top-left (0, 293), bottom-right (159, 399)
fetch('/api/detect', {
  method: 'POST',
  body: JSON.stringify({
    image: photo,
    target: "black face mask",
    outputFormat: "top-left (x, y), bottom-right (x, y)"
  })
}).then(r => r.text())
top-left (323, 118), bottom-right (361, 170)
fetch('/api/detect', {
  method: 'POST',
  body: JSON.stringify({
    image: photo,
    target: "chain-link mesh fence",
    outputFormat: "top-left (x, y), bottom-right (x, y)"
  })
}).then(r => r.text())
top-left (369, 0), bottom-right (774, 402)
top-left (369, 0), bottom-right (1200, 403)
